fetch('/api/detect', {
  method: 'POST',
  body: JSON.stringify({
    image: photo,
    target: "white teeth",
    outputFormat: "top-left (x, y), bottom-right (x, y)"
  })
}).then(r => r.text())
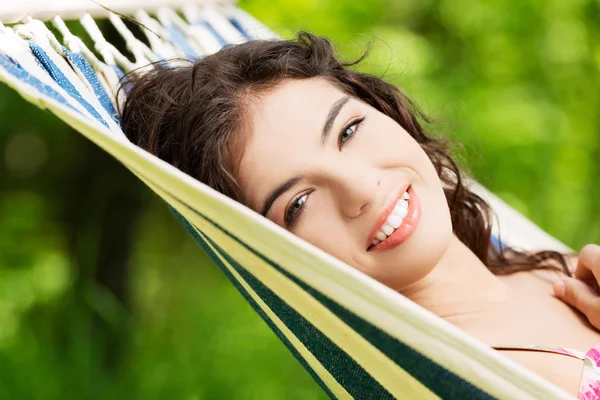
top-left (387, 215), bottom-right (402, 229)
top-left (392, 206), bottom-right (408, 218)
top-left (370, 190), bottom-right (411, 249)
top-left (394, 207), bottom-right (408, 219)
top-left (382, 224), bottom-right (394, 235)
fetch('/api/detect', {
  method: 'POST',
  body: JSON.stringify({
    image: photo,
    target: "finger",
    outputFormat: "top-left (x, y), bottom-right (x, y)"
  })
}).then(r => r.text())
top-left (554, 277), bottom-right (600, 317)
top-left (575, 244), bottom-right (600, 283)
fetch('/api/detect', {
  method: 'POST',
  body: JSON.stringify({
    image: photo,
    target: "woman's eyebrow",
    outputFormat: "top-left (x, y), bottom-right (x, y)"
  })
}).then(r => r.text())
top-left (321, 95), bottom-right (350, 144)
top-left (261, 175), bottom-right (303, 217)
top-left (260, 96), bottom-right (349, 218)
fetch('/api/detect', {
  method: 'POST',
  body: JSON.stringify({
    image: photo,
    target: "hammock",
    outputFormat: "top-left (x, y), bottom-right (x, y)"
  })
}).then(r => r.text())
top-left (0, 1), bottom-right (574, 398)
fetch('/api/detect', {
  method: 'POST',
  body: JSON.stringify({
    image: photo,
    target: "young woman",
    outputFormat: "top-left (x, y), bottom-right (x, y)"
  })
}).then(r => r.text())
top-left (119, 32), bottom-right (600, 397)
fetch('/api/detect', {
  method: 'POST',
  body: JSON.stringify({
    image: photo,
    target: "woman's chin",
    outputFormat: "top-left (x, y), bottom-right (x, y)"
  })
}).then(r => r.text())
top-left (368, 198), bottom-right (453, 289)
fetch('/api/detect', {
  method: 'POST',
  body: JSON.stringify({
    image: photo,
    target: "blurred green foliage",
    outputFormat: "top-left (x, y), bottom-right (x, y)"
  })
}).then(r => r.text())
top-left (0, 0), bottom-right (598, 398)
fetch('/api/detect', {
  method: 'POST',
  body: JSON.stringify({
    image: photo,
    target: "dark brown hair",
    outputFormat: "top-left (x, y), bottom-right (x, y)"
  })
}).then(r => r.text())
top-left (119, 32), bottom-right (571, 276)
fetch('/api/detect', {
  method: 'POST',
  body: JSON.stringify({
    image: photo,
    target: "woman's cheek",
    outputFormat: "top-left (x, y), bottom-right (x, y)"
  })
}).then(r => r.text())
top-left (297, 221), bottom-right (354, 264)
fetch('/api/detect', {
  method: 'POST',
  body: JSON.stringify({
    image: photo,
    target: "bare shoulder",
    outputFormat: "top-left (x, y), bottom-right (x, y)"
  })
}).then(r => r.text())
top-left (498, 350), bottom-right (582, 396)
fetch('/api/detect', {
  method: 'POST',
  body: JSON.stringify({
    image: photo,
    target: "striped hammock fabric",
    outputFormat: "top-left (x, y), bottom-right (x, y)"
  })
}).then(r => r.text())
top-left (0, 2), bottom-right (574, 398)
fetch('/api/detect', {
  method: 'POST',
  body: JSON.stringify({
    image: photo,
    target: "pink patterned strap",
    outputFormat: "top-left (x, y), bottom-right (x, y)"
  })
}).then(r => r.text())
top-left (492, 343), bottom-right (600, 400)
top-left (584, 345), bottom-right (600, 369)
top-left (578, 344), bottom-right (600, 399)
top-left (491, 344), bottom-right (586, 360)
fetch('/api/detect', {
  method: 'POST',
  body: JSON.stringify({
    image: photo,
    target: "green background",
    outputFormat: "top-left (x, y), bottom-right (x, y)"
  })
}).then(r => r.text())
top-left (0, 0), bottom-right (598, 398)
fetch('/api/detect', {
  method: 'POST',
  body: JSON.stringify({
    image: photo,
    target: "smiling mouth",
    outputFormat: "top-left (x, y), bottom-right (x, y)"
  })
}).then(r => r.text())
top-left (367, 186), bottom-right (421, 252)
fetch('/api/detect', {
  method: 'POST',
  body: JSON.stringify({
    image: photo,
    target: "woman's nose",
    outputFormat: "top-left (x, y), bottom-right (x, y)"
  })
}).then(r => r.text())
top-left (327, 165), bottom-right (379, 219)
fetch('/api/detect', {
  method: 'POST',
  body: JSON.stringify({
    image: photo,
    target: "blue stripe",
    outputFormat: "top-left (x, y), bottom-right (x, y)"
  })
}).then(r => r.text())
top-left (0, 54), bottom-right (79, 115)
top-left (228, 18), bottom-right (254, 40)
top-left (113, 64), bottom-right (125, 79)
top-left (490, 235), bottom-right (504, 252)
top-left (28, 42), bottom-right (109, 128)
top-left (63, 47), bottom-right (120, 126)
top-left (165, 25), bottom-right (201, 59)
top-left (196, 21), bottom-right (227, 47)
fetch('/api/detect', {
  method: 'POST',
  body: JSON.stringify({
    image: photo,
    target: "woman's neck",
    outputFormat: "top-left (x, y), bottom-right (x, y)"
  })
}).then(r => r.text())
top-left (399, 235), bottom-right (513, 328)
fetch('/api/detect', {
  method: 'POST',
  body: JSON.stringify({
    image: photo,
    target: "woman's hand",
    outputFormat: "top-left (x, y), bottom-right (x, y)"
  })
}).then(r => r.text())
top-left (553, 244), bottom-right (600, 328)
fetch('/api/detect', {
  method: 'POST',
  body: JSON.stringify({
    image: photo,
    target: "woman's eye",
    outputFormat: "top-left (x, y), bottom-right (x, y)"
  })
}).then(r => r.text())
top-left (285, 193), bottom-right (309, 225)
top-left (338, 117), bottom-right (364, 149)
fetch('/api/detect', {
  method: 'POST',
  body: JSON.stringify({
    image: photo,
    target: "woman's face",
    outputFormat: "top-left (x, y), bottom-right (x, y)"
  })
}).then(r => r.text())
top-left (239, 77), bottom-right (453, 290)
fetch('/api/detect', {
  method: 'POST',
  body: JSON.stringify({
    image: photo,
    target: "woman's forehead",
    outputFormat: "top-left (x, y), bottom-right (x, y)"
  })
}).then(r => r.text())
top-left (250, 78), bottom-right (344, 125)
top-left (243, 78), bottom-right (349, 162)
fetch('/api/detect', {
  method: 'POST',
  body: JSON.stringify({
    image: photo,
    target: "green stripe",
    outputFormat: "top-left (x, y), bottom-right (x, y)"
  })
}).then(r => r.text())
top-left (297, 280), bottom-right (495, 399)
top-left (205, 234), bottom-right (394, 400)
top-left (168, 206), bottom-right (339, 400)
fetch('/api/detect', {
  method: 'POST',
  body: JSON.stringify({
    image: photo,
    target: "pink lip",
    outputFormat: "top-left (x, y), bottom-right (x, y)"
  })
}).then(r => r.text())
top-left (366, 185), bottom-right (409, 248)
top-left (366, 186), bottom-right (421, 252)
